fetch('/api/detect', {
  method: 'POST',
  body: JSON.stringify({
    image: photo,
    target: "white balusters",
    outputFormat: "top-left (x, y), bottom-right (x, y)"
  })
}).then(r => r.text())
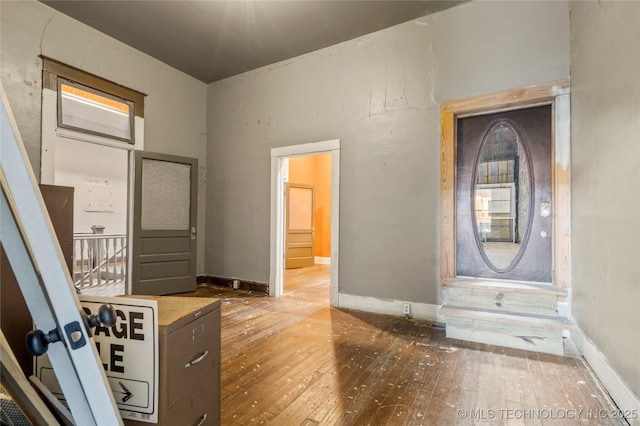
top-left (73, 233), bottom-right (126, 289)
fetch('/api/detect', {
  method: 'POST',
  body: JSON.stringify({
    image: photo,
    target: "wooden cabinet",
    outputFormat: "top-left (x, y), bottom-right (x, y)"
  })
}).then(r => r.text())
top-left (0, 184), bottom-right (74, 376)
top-left (39, 184), bottom-right (75, 273)
top-left (124, 296), bottom-right (221, 426)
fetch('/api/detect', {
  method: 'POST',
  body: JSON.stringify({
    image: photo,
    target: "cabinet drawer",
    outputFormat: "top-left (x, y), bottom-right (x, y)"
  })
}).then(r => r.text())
top-left (167, 366), bottom-right (220, 426)
top-left (166, 307), bottom-right (221, 406)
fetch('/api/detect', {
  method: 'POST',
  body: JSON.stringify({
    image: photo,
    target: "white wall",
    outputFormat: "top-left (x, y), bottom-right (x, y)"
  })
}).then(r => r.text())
top-left (54, 138), bottom-right (128, 235)
top-left (206, 1), bottom-right (570, 305)
top-left (570, 0), bottom-right (640, 403)
top-left (0, 0), bottom-right (208, 273)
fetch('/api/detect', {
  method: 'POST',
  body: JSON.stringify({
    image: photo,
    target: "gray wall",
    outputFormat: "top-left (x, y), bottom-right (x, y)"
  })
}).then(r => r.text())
top-left (432, 1), bottom-right (570, 101)
top-left (4, 0), bottom-right (635, 406)
top-left (1, 0), bottom-right (208, 273)
top-left (570, 1), bottom-right (640, 398)
top-left (206, 1), bottom-right (570, 304)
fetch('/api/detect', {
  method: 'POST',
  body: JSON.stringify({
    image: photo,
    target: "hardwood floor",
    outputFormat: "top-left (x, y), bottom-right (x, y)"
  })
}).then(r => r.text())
top-left (186, 265), bottom-right (623, 425)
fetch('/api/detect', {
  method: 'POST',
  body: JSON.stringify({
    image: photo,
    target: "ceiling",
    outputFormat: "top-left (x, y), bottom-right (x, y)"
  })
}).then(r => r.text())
top-left (41, 1), bottom-right (464, 84)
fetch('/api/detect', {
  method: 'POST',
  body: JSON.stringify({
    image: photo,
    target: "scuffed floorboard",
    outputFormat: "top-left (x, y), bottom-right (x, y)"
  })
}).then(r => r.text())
top-left (179, 265), bottom-right (623, 425)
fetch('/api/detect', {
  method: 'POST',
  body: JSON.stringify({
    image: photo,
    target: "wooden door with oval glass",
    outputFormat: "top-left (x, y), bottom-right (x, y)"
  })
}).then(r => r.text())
top-left (456, 105), bottom-right (552, 282)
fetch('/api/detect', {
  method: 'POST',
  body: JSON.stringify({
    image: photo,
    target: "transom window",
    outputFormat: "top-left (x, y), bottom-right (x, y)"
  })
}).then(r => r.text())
top-left (58, 78), bottom-right (134, 143)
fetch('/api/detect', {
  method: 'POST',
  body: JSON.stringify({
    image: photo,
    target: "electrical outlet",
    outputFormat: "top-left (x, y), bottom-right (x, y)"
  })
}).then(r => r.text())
top-left (233, 279), bottom-right (239, 289)
top-left (403, 303), bottom-right (411, 316)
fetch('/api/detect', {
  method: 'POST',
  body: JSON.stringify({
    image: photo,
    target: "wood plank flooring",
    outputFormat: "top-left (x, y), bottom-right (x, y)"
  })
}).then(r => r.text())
top-left (181, 265), bottom-right (624, 426)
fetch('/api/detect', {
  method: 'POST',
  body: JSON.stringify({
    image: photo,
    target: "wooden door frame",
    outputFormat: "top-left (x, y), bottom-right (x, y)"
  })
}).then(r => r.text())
top-left (40, 83), bottom-right (143, 295)
top-left (440, 80), bottom-right (571, 288)
top-left (270, 139), bottom-right (340, 305)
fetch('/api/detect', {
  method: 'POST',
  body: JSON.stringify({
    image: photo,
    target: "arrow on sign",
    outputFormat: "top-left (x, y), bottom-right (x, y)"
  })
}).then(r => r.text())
top-left (114, 381), bottom-right (134, 403)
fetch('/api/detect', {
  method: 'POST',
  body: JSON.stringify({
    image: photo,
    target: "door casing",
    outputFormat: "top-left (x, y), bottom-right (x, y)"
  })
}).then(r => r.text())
top-left (440, 81), bottom-right (571, 288)
top-left (40, 86), bottom-right (144, 294)
top-left (270, 139), bottom-right (340, 304)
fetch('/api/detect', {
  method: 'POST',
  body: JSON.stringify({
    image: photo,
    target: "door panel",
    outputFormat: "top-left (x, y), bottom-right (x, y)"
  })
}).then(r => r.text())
top-left (132, 151), bottom-right (197, 295)
top-left (285, 183), bottom-right (315, 269)
top-left (456, 105), bottom-right (552, 282)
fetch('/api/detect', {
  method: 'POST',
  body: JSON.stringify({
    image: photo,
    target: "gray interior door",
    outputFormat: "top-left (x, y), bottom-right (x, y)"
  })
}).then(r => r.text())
top-left (131, 151), bottom-right (197, 295)
top-left (456, 105), bottom-right (552, 282)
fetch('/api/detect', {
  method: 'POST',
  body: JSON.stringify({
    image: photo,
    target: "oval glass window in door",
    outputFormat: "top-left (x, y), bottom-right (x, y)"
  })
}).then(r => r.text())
top-left (472, 120), bottom-right (533, 272)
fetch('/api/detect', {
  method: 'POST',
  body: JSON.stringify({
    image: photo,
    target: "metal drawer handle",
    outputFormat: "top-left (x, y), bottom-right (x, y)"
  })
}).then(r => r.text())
top-left (193, 413), bottom-right (207, 426)
top-left (185, 350), bottom-right (209, 368)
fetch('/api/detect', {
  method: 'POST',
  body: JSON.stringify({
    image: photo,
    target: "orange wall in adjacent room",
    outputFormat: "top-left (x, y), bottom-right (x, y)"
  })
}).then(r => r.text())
top-left (289, 154), bottom-right (332, 258)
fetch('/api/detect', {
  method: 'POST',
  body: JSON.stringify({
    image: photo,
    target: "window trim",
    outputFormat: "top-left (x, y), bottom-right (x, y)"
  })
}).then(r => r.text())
top-left (42, 56), bottom-right (146, 118)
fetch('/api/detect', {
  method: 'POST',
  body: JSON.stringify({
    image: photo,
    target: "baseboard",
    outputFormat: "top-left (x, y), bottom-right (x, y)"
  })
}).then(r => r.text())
top-left (314, 256), bottom-right (331, 265)
top-left (338, 292), bottom-right (443, 323)
top-left (571, 327), bottom-right (640, 426)
top-left (197, 275), bottom-right (269, 294)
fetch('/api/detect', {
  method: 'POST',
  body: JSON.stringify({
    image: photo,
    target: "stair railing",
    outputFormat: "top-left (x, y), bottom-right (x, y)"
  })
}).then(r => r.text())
top-left (73, 233), bottom-right (127, 288)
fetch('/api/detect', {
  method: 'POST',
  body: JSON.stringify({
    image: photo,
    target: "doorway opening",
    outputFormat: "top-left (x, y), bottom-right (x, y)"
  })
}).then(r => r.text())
top-left (438, 82), bottom-right (572, 354)
top-left (40, 59), bottom-right (145, 296)
top-left (270, 140), bottom-right (340, 306)
top-left (284, 154), bottom-right (331, 299)
top-left (54, 138), bottom-right (129, 295)
top-left (440, 81), bottom-right (571, 288)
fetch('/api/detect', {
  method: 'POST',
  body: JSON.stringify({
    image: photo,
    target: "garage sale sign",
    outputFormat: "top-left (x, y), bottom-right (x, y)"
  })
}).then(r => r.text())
top-left (35, 295), bottom-right (159, 423)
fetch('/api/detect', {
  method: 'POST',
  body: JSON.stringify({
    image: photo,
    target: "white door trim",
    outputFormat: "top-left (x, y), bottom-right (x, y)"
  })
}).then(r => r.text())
top-left (270, 139), bottom-right (340, 306)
